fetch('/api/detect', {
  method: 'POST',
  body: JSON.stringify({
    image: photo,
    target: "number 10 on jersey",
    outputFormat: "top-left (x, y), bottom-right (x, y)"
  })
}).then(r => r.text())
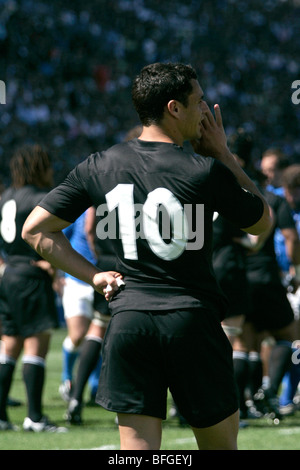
top-left (96, 184), bottom-right (204, 261)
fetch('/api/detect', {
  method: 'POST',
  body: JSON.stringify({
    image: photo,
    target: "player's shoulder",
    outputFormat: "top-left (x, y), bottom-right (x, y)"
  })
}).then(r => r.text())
top-left (0, 185), bottom-right (45, 204)
top-left (189, 154), bottom-right (226, 185)
top-left (84, 141), bottom-right (131, 163)
top-left (82, 142), bottom-right (137, 175)
top-left (0, 186), bottom-right (15, 203)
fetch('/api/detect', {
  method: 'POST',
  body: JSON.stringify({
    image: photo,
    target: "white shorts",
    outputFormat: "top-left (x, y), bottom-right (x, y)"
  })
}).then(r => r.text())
top-left (62, 277), bottom-right (111, 327)
top-left (62, 277), bottom-right (95, 320)
top-left (288, 287), bottom-right (300, 320)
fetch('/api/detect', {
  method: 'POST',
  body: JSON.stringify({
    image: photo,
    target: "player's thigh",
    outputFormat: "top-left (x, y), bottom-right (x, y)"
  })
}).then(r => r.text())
top-left (192, 409), bottom-right (239, 450)
top-left (117, 413), bottom-right (162, 450)
top-left (271, 318), bottom-right (298, 342)
top-left (66, 315), bottom-right (90, 345)
top-left (89, 308), bottom-right (111, 339)
top-left (0, 335), bottom-right (23, 360)
top-left (23, 331), bottom-right (52, 359)
top-left (222, 314), bottom-right (245, 347)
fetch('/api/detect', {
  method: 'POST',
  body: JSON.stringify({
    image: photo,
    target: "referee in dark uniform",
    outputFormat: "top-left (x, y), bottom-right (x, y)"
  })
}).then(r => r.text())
top-left (0, 145), bottom-right (66, 432)
top-left (22, 63), bottom-right (273, 449)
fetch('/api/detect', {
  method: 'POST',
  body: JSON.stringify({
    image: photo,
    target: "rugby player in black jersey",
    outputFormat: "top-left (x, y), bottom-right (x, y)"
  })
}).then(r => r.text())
top-left (0, 145), bottom-right (66, 432)
top-left (22, 63), bottom-right (273, 449)
top-left (241, 187), bottom-right (300, 420)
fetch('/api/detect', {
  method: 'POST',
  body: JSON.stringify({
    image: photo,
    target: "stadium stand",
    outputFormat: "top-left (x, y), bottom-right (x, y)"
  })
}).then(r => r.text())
top-left (0, 0), bottom-right (299, 188)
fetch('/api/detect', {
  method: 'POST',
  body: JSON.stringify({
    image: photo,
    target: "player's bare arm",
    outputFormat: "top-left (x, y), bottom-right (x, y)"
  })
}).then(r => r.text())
top-left (233, 207), bottom-right (276, 252)
top-left (191, 104), bottom-right (273, 235)
top-left (22, 206), bottom-right (123, 300)
top-left (280, 227), bottom-right (300, 267)
top-left (85, 205), bottom-right (99, 259)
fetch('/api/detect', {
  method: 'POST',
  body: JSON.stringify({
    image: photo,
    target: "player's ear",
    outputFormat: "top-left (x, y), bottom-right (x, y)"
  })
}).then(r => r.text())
top-left (167, 100), bottom-right (180, 119)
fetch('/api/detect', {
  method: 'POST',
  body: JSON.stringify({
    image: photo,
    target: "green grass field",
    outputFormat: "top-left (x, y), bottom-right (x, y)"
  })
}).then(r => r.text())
top-left (1, 327), bottom-right (300, 450)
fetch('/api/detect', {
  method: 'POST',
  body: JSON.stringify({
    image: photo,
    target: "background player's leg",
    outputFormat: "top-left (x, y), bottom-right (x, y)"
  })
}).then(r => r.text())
top-left (192, 410), bottom-right (239, 450)
top-left (224, 317), bottom-right (249, 420)
top-left (22, 332), bottom-right (67, 432)
top-left (23, 332), bottom-right (51, 422)
top-left (0, 335), bottom-right (23, 426)
top-left (117, 413), bottom-right (162, 450)
top-left (60, 316), bottom-right (90, 401)
top-left (66, 321), bottom-right (106, 424)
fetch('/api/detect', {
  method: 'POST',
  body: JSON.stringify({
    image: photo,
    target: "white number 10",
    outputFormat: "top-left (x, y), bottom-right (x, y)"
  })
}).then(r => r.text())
top-left (105, 184), bottom-right (189, 261)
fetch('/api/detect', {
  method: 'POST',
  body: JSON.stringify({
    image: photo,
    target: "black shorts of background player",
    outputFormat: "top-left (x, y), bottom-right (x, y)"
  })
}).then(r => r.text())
top-left (22, 62), bottom-right (273, 450)
top-left (0, 144), bottom-right (66, 432)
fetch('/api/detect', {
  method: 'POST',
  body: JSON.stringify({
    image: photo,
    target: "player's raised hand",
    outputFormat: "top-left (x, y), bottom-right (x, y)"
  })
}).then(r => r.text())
top-left (191, 104), bottom-right (229, 158)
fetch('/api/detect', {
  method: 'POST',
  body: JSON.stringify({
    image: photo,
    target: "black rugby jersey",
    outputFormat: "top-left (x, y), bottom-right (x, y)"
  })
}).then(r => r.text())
top-left (212, 214), bottom-right (247, 283)
top-left (246, 190), bottom-right (296, 284)
top-left (0, 185), bottom-right (47, 266)
top-left (39, 139), bottom-right (264, 318)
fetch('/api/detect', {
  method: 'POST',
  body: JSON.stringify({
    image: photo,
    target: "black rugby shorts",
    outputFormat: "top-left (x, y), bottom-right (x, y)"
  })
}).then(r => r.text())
top-left (0, 266), bottom-right (58, 337)
top-left (246, 282), bottom-right (295, 332)
top-left (96, 308), bottom-right (238, 428)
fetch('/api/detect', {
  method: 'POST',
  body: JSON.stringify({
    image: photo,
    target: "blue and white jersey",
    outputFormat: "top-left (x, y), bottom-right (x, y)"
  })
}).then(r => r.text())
top-left (63, 210), bottom-right (97, 284)
top-left (267, 184), bottom-right (300, 273)
top-left (293, 211), bottom-right (300, 236)
top-left (266, 184), bottom-right (285, 197)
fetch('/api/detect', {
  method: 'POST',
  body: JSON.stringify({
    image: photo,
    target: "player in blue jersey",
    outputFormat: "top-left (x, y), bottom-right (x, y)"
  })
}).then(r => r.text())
top-left (59, 208), bottom-right (98, 401)
top-left (60, 206), bottom-right (113, 424)
top-left (278, 165), bottom-right (300, 414)
top-left (22, 63), bottom-right (273, 449)
top-left (260, 148), bottom-right (290, 273)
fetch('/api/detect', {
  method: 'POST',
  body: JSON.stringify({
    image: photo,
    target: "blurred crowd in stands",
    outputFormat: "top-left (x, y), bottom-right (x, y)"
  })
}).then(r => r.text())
top-left (0, 0), bottom-right (299, 185)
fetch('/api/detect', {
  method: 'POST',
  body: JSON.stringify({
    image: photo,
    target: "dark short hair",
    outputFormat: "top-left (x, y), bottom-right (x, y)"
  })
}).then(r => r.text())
top-left (282, 164), bottom-right (300, 189)
top-left (228, 128), bottom-right (253, 164)
top-left (132, 62), bottom-right (197, 126)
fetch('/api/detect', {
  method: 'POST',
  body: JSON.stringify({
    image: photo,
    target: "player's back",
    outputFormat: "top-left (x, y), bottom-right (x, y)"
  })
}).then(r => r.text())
top-left (40, 138), bottom-right (265, 318)
top-left (0, 185), bottom-right (46, 262)
top-left (89, 139), bottom-right (216, 286)
top-left (82, 139), bottom-right (258, 316)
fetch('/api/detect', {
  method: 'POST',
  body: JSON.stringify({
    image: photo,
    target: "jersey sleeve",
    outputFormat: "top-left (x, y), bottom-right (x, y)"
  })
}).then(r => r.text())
top-left (275, 196), bottom-right (296, 230)
top-left (208, 160), bottom-right (264, 229)
top-left (38, 160), bottom-right (93, 223)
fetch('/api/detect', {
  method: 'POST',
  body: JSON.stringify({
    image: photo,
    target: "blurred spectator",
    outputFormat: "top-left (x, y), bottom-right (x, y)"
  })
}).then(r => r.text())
top-left (260, 148), bottom-right (290, 196)
top-left (0, 0), bottom-right (300, 187)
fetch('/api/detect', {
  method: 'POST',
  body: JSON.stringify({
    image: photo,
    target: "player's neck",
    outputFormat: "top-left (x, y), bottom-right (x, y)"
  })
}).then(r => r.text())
top-left (139, 124), bottom-right (183, 147)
